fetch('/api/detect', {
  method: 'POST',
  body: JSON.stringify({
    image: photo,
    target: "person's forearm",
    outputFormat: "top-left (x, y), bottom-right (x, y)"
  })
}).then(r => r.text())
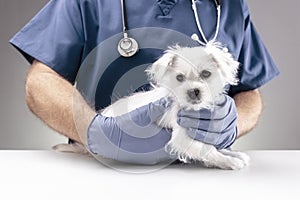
top-left (233, 89), bottom-right (263, 138)
top-left (25, 60), bottom-right (96, 145)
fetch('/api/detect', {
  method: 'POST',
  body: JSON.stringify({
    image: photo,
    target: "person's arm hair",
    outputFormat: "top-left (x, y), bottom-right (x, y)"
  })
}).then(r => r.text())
top-left (25, 60), bottom-right (96, 145)
top-left (233, 89), bottom-right (263, 138)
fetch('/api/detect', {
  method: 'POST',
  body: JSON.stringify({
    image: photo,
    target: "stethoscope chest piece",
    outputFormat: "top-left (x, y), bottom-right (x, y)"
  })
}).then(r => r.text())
top-left (118, 0), bottom-right (139, 57)
top-left (118, 34), bottom-right (139, 57)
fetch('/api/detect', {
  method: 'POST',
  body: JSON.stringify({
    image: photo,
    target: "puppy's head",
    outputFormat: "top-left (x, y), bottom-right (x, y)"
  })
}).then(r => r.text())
top-left (146, 44), bottom-right (239, 109)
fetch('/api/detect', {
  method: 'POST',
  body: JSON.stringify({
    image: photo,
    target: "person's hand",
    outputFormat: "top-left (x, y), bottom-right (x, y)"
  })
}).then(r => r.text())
top-left (87, 98), bottom-right (174, 165)
top-left (177, 95), bottom-right (238, 149)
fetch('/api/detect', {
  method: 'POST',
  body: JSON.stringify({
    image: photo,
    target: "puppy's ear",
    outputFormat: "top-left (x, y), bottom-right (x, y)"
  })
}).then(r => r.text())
top-left (146, 52), bottom-right (176, 84)
top-left (207, 46), bottom-right (240, 86)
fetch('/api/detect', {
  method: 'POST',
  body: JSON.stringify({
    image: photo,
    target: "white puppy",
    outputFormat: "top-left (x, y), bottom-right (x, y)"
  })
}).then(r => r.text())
top-left (55, 44), bottom-right (250, 170)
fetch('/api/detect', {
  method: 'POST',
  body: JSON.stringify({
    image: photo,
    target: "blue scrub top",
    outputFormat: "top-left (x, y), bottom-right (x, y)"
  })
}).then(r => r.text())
top-left (10, 0), bottom-right (279, 109)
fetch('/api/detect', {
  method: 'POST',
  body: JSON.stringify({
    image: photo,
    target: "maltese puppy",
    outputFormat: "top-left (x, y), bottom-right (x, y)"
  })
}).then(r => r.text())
top-left (55, 44), bottom-right (250, 170)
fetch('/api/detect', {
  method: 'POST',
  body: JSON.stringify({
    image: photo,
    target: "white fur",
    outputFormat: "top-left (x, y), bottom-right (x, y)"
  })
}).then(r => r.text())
top-left (54, 44), bottom-right (250, 170)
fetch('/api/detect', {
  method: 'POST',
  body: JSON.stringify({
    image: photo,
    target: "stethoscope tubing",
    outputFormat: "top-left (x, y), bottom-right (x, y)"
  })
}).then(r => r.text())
top-left (118, 0), bottom-right (221, 57)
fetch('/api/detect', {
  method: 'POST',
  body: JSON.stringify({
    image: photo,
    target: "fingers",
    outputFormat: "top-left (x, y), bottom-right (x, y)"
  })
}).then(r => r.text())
top-left (177, 95), bottom-right (235, 120)
top-left (177, 107), bottom-right (212, 119)
top-left (186, 128), bottom-right (226, 146)
top-left (128, 97), bottom-right (172, 125)
top-left (105, 98), bottom-right (171, 130)
top-left (186, 127), bottom-right (237, 148)
top-left (177, 116), bottom-right (226, 131)
top-left (147, 97), bottom-right (172, 121)
top-left (176, 95), bottom-right (238, 149)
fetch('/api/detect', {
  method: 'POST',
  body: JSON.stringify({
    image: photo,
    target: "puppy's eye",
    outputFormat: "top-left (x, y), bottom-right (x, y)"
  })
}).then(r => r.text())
top-left (200, 70), bottom-right (211, 79)
top-left (176, 74), bottom-right (186, 82)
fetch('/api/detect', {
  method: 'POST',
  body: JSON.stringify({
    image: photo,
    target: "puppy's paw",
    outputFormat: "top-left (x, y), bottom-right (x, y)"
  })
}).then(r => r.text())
top-left (204, 151), bottom-right (249, 170)
top-left (219, 149), bottom-right (250, 167)
top-left (52, 143), bottom-right (88, 154)
top-left (200, 155), bottom-right (244, 170)
top-left (223, 156), bottom-right (247, 170)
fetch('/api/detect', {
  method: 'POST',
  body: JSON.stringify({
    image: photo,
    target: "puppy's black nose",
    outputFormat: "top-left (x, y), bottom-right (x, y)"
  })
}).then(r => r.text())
top-left (187, 88), bottom-right (201, 100)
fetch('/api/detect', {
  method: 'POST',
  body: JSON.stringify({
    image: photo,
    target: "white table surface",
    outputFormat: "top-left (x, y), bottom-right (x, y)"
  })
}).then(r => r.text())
top-left (0, 150), bottom-right (299, 200)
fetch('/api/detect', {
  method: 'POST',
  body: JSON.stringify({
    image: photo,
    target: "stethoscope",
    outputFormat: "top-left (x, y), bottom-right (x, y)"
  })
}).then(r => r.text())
top-left (117, 0), bottom-right (221, 57)
top-left (117, 0), bottom-right (139, 57)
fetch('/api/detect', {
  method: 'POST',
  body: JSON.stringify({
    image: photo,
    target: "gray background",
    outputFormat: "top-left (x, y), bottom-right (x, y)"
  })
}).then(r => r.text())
top-left (0, 0), bottom-right (299, 150)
